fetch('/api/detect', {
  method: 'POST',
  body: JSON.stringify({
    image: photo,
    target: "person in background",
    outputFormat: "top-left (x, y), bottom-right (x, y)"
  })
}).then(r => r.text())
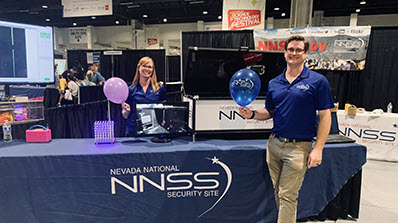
top-left (239, 35), bottom-right (334, 223)
top-left (64, 73), bottom-right (79, 104)
top-left (85, 65), bottom-right (106, 85)
top-left (58, 67), bottom-right (77, 106)
top-left (342, 60), bottom-right (351, 70)
top-left (121, 57), bottom-right (167, 136)
top-left (73, 60), bottom-right (85, 81)
top-left (57, 73), bottom-right (67, 107)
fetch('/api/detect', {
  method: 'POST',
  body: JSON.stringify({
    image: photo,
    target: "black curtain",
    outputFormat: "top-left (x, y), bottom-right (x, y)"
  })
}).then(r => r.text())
top-left (181, 30), bottom-right (254, 83)
top-left (67, 50), bottom-right (90, 71)
top-left (100, 49), bottom-right (166, 83)
top-left (43, 87), bottom-right (60, 108)
top-left (320, 27), bottom-right (398, 111)
top-left (356, 27), bottom-right (398, 112)
top-left (166, 55), bottom-right (181, 82)
top-left (320, 70), bottom-right (360, 108)
top-left (67, 49), bottom-right (166, 84)
top-left (44, 100), bottom-right (126, 138)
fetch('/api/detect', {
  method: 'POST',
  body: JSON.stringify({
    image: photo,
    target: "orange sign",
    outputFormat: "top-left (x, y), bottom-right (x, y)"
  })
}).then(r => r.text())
top-left (228, 10), bottom-right (261, 30)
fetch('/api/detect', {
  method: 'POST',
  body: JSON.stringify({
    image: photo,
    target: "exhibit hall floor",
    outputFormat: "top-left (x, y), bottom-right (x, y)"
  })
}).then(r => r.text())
top-left (307, 160), bottom-right (398, 223)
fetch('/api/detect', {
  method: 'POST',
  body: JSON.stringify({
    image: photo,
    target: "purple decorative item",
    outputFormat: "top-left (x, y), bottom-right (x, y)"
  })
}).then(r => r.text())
top-left (103, 77), bottom-right (129, 104)
top-left (94, 121), bottom-right (115, 144)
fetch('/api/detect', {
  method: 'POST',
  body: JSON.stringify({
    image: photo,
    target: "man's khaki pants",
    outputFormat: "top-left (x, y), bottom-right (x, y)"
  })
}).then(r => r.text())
top-left (266, 134), bottom-right (313, 223)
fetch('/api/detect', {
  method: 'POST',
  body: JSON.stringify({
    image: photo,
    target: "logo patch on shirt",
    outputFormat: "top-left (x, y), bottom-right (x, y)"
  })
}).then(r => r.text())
top-left (296, 84), bottom-right (309, 91)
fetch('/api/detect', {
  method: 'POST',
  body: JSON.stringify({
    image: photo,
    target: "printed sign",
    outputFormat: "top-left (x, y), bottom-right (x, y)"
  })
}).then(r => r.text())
top-left (148, 38), bottom-right (158, 46)
top-left (69, 28), bottom-right (87, 43)
top-left (62, 0), bottom-right (113, 17)
top-left (337, 111), bottom-right (398, 161)
top-left (110, 156), bottom-right (232, 218)
top-left (228, 10), bottom-right (261, 30)
top-left (254, 26), bottom-right (371, 70)
top-left (182, 98), bottom-right (273, 131)
top-left (222, 0), bottom-right (265, 30)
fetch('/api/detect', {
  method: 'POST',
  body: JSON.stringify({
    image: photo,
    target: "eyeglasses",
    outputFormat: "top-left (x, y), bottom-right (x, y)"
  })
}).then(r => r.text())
top-left (141, 65), bottom-right (154, 69)
top-left (286, 48), bottom-right (305, 54)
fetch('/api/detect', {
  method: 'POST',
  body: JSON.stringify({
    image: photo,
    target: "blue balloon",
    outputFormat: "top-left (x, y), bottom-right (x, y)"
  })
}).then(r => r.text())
top-left (229, 68), bottom-right (261, 107)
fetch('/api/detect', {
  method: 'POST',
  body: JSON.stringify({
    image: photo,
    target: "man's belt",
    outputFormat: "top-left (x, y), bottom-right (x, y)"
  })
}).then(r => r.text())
top-left (271, 133), bottom-right (313, 143)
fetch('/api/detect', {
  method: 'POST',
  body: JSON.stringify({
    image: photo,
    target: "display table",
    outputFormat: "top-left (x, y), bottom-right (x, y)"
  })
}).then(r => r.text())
top-left (0, 138), bottom-right (366, 223)
top-left (337, 110), bottom-right (398, 161)
top-left (9, 85), bottom-right (46, 101)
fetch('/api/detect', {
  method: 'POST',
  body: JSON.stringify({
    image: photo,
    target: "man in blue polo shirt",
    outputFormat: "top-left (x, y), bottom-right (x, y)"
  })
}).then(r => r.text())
top-left (239, 35), bottom-right (334, 223)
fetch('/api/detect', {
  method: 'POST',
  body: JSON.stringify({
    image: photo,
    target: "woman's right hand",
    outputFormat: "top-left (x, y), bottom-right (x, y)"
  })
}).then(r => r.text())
top-left (122, 102), bottom-right (130, 112)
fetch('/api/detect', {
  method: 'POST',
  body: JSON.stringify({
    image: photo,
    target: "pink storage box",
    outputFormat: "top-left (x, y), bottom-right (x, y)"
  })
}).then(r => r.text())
top-left (26, 125), bottom-right (52, 143)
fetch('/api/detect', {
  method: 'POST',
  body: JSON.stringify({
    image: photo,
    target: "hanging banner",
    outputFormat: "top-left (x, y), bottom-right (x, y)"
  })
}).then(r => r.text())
top-left (222, 0), bottom-right (265, 30)
top-left (254, 26), bottom-right (371, 70)
top-left (62, 0), bottom-right (112, 17)
top-left (146, 27), bottom-right (160, 49)
top-left (69, 27), bottom-right (87, 44)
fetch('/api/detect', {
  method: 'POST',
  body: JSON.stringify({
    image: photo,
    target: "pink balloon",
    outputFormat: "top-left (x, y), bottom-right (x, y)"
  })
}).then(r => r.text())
top-left (103, 77), bottom-right (129, 104)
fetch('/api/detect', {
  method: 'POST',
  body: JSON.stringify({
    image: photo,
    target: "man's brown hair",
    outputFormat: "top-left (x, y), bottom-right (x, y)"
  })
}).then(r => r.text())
top-left (285, 35), bottom-right (309, 52)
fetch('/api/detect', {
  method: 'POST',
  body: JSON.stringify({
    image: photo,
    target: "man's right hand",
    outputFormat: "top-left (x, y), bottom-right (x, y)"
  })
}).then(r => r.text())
top-left (239, 106), bottom-right (253, 119)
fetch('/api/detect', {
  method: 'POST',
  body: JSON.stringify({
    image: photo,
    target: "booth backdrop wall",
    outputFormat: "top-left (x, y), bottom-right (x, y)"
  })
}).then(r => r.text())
top-left (67, 49), bottom-right (166, 83)
top-left (182, 27), bottom-right (398, 113)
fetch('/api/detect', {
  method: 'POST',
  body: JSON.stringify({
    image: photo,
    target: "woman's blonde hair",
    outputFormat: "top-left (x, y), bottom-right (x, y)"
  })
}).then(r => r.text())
top-left (132, 57), bottom-right (161, 92)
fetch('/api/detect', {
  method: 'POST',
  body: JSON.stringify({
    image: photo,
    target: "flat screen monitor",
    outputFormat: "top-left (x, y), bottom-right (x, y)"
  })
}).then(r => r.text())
top-left (0, 20), bottom-right (54, 84)
top-left (183, 47), bottom-right (286, 98)
top-left (134, 102), bottom-right (190, 142)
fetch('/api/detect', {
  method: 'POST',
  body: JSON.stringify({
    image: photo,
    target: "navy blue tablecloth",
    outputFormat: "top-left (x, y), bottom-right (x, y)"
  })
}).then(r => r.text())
top-left (0, 138), bottom-right (366, 223)
top-left (9, 85), bottom-right (46, 100)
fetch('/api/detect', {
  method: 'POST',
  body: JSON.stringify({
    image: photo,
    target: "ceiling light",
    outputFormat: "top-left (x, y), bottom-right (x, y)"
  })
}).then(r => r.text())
top-left (218, 15), bottom-right (222, 19)
top-left (42, 5), bottom-right (48, 9)
top-left (360, 1), bottom-right (366, 5)
top-left (189, 1), bottom-right (204, 4)
top-left (120, 2), bottom-right (134, 5)
top-left (73, 22), bottom-right (77, 26)
top-left (29, 11), bottom-right (40, 15)
top-left (115, 20), bottom-right (120, 24)
top-left (143, 14), bottom-right (148, 18)
top-left (281, 13), bottom-right (286, 17)
top-left (274, 8), bottom-right (280, 11)
top-left (163, 18), bottom-right (167, 22)
top-left (91, 16), bottom-right (96, 19)
top-left (203, 11), bottom-right (208, 15)
top-left (18, 9), bottom-right (29, 13)
top-left (46, 18), bottom-right (50, 22)
top-left (356, 9), bottom-right (361, 12)
top-left (127, 5), bottom-right (140, 8)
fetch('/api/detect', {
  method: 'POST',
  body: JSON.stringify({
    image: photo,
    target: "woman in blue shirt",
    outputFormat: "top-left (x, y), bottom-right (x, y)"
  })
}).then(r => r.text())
top-left (121, 57), bottom-right (167, 136)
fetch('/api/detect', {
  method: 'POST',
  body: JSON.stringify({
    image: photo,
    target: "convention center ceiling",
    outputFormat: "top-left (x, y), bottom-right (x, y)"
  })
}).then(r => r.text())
top-left (0, 0), bottom-right (397, 27)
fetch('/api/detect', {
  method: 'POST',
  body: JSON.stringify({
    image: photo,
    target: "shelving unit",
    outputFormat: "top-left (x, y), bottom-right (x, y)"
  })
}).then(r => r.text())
top-left (0, 100), bottom-right (44, 126)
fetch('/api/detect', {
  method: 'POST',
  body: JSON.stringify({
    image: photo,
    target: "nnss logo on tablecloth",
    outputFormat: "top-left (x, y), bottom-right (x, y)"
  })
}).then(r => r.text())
top-left (109, 156), bottom-right (232, 218)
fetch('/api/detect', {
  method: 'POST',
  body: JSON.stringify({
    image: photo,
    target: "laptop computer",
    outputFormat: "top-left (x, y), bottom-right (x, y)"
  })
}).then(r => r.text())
top-left (324, 112), bottom-right (356, 144)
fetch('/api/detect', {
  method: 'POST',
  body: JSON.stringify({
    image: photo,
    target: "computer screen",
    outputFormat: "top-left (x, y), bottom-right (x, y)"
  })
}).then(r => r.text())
top-left (134, 102), bottom-right (190, 137)
top-left (316, 111), bottom-right (339, 134)
top-left (0, 20), bottom-right (54, 84)
top-left (330, 112), bottom-right (339, 134)
top-left (183, 47), bottom-right (286, 98)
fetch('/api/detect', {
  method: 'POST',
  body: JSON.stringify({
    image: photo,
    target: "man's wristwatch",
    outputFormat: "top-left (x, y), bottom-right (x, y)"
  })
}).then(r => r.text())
top-left (249, 111), bottom-right (255, 119)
